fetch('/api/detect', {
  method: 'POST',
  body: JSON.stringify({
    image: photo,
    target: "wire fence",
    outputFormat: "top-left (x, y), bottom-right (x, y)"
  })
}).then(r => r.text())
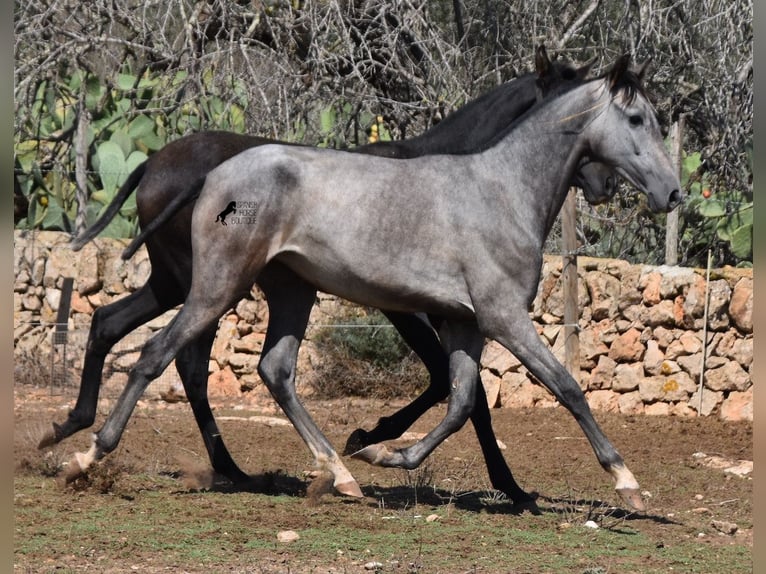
top-left (18, 323), bottom-right (182, 400)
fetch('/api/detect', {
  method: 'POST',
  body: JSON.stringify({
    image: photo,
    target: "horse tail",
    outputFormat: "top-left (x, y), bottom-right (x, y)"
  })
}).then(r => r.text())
top-left (120, 179), bottom-right (203, 260)
top-left (70, 161), bottom-right (147, 251)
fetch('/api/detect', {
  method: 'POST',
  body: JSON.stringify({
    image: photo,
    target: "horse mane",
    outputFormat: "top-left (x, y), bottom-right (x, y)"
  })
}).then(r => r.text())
top-left (598, 54), bottom-right (650, 105)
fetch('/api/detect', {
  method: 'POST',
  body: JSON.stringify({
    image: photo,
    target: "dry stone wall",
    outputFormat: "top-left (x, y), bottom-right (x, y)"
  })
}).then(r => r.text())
top-left (14, 231), bottom-right (753, 421)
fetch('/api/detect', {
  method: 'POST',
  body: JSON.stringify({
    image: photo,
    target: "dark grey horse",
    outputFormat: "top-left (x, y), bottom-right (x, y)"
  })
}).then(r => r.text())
top-left (48, 48), bottom-right (615, 509)
top-left (65, 53), bottom-right (681, 512)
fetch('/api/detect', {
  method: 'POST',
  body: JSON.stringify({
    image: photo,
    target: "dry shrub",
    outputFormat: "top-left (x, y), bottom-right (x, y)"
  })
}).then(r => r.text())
top-left (14, 350), bottom-right (49, 387)
top-left (308, 309), bottom-right (429, 400)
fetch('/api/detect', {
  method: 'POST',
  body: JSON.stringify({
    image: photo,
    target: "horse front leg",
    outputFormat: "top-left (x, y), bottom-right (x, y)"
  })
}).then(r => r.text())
top-left (258, 269), bottom-right (362, 498)
top-left (175, 326), bottom-right (251, 485)
top-left (39, 284), bottom-right (170, 449)
top-left (64, 292), bottom-right (236, 482)
top-left (489, 315), bottom-right (645, 511)
top-left (351, 319), bottom-right (483, 471)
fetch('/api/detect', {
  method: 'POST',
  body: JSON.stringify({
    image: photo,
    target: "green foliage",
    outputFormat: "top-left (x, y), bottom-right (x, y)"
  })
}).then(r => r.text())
top-left (14, 67), bottom-right (249, 238)
top-left (678, 151), bottom-right (752, 266)
top-left (314, 310), bottom-right (410, 370)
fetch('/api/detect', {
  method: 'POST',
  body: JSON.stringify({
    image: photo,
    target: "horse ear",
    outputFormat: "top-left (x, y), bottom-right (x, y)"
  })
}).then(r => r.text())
top-left (535, 45), bottom-right (552, 77)
top-left (576, 56), bottom-right (598, 79)
top-left (635, 57), bottom-right (652, 83)
top-left (607, 53), bottom-right (632, 88)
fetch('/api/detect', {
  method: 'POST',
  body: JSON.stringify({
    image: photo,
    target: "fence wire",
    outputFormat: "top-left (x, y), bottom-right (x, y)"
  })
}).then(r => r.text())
top-left (24, 325), bottom-right (182, 400)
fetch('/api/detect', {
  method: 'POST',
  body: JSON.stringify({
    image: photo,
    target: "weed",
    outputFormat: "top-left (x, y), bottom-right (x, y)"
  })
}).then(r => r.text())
top-left (309, 308), bottom-right (429, 399)
top-left (14, 350), bottom-right (49, 387)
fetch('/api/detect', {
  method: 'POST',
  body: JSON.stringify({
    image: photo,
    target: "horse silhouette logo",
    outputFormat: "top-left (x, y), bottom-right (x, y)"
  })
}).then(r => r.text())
top-left (215, 201), bottom-right (237, 225)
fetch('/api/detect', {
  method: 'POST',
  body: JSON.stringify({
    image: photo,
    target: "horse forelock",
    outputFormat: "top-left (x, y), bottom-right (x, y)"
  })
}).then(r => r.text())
top-left (606, 69), bottom-right (648, 106)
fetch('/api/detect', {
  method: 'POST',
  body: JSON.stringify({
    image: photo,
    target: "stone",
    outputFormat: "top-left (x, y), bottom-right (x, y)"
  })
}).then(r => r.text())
top-left (208, 366), bottom-right (241, 397)
top-left (652, 326), bottom-right (675, 349)
top-left (481, 340), bottom-right (521, 375)
top-left (640, 270), bottom-right (662, 305)
top-left (617, 391), bottom-right (644, 415)
top-left (728, 277), bottom-right (752, 333)
top-left (44, 244), bottom-right (79, 288)
top-left (70, 291), bottom-right (93, 314)
top-left (608, 328), bottom-right (644, 362)
top-left (585, 271), bottom-right (621, 321)
top-left (75, 242), bottom-right (102, 295)
top-left (235, 298), bottom-right (262, 325)
top-left (707, 279), bottom-right (732, 330)
top-left (720, 389), bottom-right (753, 422)
top-left (645, 402), bottom-right (670, 416)
top-left (712, 330), bottom-right (752, 368)
top-left (227, 352), bottom-right (257, 375)
top-left (587, 390), bottom-right (619, 413)
top-left (639, 372), bottom-right (695, 403)
top-left (211, 319), bottom-right (240, 367)
top-left (643, 340), bottom-right (665, 375)
top-left (588, 355), bottom-right (616, 390)
top-left (679, 331), bottom-right (702, 353)
top-left (232, 332), bottom-right (265, 354)
top-left (644, 300), bottom-right (676, 327)
top-left (682, 274), bottom-right (708, 319)
top-left (688, 388), bottom-right (724, 417)
top-left (704, 361), bottom-right (750, 392)
top-left (612, 363), bottom-right (642, 392)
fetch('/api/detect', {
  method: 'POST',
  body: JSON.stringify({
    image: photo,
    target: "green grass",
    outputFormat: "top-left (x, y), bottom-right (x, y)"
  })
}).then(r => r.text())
top-left (14, 474), bottom-right (752, 573)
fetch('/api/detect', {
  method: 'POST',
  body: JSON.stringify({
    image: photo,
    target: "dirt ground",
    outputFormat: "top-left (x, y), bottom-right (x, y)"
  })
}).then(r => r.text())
top-left (14, 384), bottom-right (752, 573)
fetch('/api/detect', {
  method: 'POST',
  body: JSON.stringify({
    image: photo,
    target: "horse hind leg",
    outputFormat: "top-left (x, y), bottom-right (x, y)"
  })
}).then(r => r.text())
top-left (344, 311), bottom-right (536, 509)
top-left (64, 290), bottom-right (239, 482)
top-left (175, 326), bottom-right (251, 485)
top-left (258, 267), bottom-right (362, 498)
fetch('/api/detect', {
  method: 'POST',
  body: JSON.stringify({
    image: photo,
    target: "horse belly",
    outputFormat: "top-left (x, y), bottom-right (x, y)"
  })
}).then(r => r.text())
top-left (276, 249), bottom-right (475, 318)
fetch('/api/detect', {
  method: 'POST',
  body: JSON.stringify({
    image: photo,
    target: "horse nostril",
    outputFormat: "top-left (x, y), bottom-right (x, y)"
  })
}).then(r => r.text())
top-left (668, 189), bottom-right (684, 209)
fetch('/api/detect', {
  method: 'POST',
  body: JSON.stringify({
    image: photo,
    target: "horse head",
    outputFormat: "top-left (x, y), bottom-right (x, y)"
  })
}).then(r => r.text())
top-left (587, 54), bottom-right (683, 213)
top-left (535, 45), bottom-right (619, 206)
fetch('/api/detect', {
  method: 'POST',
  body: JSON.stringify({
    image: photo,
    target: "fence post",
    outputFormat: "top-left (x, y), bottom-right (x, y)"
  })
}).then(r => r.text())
top-left (562, 188), bottom-right (580, 384)
top-left (665, 117), bottom-right (684, 265)
top-left (50, 277), bottom-right (74, 392)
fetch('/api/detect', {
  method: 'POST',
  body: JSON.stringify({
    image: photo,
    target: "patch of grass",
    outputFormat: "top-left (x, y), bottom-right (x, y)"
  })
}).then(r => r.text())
top-left (14, 473), bottom-right (752, 573)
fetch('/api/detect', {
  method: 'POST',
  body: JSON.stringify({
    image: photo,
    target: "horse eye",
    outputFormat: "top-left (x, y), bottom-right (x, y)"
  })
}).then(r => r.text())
top-left (629, 114), bottom-right (643, 127)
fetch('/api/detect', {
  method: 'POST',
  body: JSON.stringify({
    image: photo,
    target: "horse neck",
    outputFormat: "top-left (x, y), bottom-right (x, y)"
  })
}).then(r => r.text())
top-left (402, 76), bottom-right (538, 155)
top-left (480, 83), bottom-right (603, 240)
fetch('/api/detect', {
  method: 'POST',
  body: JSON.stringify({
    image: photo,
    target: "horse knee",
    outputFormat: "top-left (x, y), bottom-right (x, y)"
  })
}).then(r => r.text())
top-left (257, 353), bottom-right (295, 398)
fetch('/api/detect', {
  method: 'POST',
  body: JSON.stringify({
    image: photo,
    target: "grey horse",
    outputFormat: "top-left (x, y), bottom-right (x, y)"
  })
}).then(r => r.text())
top-left (51, 47), bottom-right (616, 510)
top-left (67, 53), bottom-right (681, 512)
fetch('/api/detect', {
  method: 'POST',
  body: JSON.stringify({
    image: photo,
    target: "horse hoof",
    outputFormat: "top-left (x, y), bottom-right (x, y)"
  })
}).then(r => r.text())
top-left (349, 444), bottom-right (391, 466)
top-left (514, 498), bottom-right (542, 516)
top-left (617, 487), bottom-right (646, 512)
top-left (335, 479), bottom-right (364, 498)
top-left (63, 455), bottom-right (87, 484)
top-left (342, 429), bottom-right (368, 456)
top-left (37, 423), bottom-right (62, 449)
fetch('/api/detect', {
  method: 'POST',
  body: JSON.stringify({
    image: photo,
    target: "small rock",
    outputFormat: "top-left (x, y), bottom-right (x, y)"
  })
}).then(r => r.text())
top-left (277, 530), bottom-right (300, 543)
top-left (711, 520), bottom-right (738, 535)
top-left (426, 514), bottom-right (440, 522)
top-left (724, 460), bottom-right (753, 477)
top-left (364, 561), bottom-right (383, 570)
top-left (583, 520), bottom-right (599, 529)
